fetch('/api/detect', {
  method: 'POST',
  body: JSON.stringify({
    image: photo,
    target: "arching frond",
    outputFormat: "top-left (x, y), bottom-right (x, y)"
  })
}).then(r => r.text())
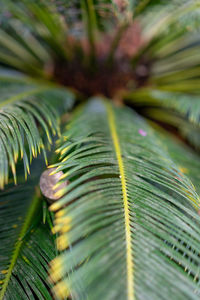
top-left (150, 108), bottom-right (200, 150)
top-left (148, 91), bottom-right (200, 126)
top-left (0, 157), bottom-right (56, 300)
top-left (49, 99), bottom-right (200, 300)
top-left (126, 89), bottom-right (200, 126)
top-left (0, 73), bottom-right (74, 188)
top-left (125, 87), bottom-right (200, 150)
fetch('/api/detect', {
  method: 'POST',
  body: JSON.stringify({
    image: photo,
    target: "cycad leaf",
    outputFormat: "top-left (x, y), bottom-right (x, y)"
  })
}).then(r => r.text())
top-left (140, 1), bottom-right (200, 41)
top-left (125, 87), bottom-right (200, 149)
top-left (138, 104), bottom-right (200, 150)
top-left (0, 0), bottom-right (68, 74)
top-left (155, 128), bottom-right (200, 194)
top-left (127, 88), bottom-right (200, 123)
top-left (145, 90), bottom-right (200, 126)
top-left (0, 74), bottom-right (74, 189)
top-left (7, 224), bottom-right (55, 300)
top-left (49, 99), bottom-right (200, 300)
top-left (132, 2), bottom-right (200, 95)
top-left (0, 157), bottom-right (56, 300)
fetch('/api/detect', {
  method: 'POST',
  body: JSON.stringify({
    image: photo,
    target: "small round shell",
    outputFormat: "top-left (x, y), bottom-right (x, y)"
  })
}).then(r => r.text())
top-left (39, 168), bottom-right (68, 202)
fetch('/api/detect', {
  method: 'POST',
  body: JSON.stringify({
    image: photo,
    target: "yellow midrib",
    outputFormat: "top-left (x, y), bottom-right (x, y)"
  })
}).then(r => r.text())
top-left (106, 102), bottom-right (134, 300)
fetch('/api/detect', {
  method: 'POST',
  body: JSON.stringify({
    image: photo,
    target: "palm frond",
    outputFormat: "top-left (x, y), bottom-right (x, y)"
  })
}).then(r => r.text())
top-left (155, 91), bottom-right (200, 126)
top-left (129, 1), bottom-right (200, 96)
top-left (0, 71), bottom-right (74, 188)
top-left (149, 91), bottom-right (200, 126)
top-left (140, 1), bottom-right (200, 41)
top-left (154, 128), bottom-right (200, 194)
top-left (0, 157), bottom-right (56, 300)
top-left (126, 89), bottom-right (200, 125)
top-left (149, 45), bottom-right (200, 92)
top-left (49, 99), bottom-right (200, 300)
top-left (1, 1), bottom-right (200, 299)
top-left (144, 107), bottom-right (200, 150)
top-left (9, 224), bottom-right (55, 300)
top-left (125, 87), bottom-right (200, 149)
top-left (0, 0), bottom-right (69, 75)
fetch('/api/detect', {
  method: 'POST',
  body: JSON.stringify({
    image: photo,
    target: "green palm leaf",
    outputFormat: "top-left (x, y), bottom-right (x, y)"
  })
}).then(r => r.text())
top-left (149, 91), bottom-right (200, 126)
top-left (7, 224), bottom-right (55, 300)
top-left (126, 87), bottom-right (200, 149)
top-left (126, 89), bottom-right (200, 125)
top-left (0, 72), bottom-right (74, 189)
top-left (145, 107), bottom-right (200, 150)
top-left (0, 0), bottom-right (68, 75)
top-left (49, 99), bottom-right (200, 300)
top-left (130, 2), bottom-right (200, 96)
top-left (1, 1), bottom-right (200, 299)
top-left (155, 128), bottom-right (200, 194)
top-left (0, 157), bottom-right (56, 300)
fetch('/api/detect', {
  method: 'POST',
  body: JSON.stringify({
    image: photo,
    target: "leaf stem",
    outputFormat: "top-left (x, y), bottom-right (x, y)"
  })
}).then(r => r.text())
top-left (106, 102), bottom-right (134, 300)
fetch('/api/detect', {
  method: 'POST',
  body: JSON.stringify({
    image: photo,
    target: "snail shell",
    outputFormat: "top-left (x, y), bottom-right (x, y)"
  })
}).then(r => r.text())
top-left (39, 168), bottom-right (68, 202)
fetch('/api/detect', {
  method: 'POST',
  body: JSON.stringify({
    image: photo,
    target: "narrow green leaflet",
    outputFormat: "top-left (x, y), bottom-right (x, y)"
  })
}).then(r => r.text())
top-left (146, 90), bottom-right (200, 126)
top-left (140, 106), bottom-right (200, 150)
top-left (155, 128), bottom-right (200, 195)
top-left (131, 2), bottom-right (200, 95)
top-left (0, 74), bottom-right (74, 189)
top-left (0, 157), bottom-right (56, 300)
top-left (49, 99), bottom-right (200, 300)
top-left (127, 89), bottom-right (200, 125)
top-left (6, 224), bottom-right (55, 300)
top-left (0, 0), bottom-right (69, 74)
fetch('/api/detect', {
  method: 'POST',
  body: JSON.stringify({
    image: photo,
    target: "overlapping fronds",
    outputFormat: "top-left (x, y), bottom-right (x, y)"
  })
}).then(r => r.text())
top-left (125, 87), bottom-right (200, 149)
top-left (0, 0), bottom-right (68, 75)
top-left (0, 157), bottom-right (56, 300)
top-left (152, 108), bottom-right (200, 151)
top-left (149, 91), bottom-right (200, 126)
top-left (149, 39), bottom-right (200, 92)
top-left (0, 73), bottom-right (74, 189)
top-left (0, 0), bottom-right (199, 105)
top-left (126, 89), bottom-right (200, 125)
top-left (150, 91), bottom-right (200, 125)
top-left (49, 99), bottom-right (200, 300)
top-left (130, 1), bottom-right (200, 96)
top-left (0, 1), bottom-right (200, 299)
